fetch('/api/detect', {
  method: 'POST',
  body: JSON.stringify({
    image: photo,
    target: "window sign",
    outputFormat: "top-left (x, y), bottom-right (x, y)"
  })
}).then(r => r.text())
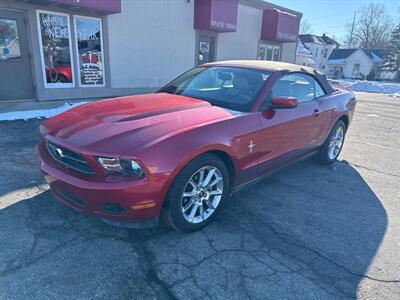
top-left (74, 16), bottom-right (105, 87)
top-left (36, 11), bottom-right (74, 88)
top-left (0, 18), bottom-right (21, 61)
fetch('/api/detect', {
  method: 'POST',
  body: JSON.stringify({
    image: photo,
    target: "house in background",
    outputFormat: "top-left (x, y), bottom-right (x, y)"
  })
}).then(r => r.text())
top-left (298, 34), bottom-right (339, 72)
top-left (295, 38), bottom-right (314, 67)
top-left (326, 49), bottom-right (385, 79)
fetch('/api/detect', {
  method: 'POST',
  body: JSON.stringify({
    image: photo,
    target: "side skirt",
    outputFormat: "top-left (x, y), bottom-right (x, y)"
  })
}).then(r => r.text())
top-left (231, 150), bottom-right (318, 195)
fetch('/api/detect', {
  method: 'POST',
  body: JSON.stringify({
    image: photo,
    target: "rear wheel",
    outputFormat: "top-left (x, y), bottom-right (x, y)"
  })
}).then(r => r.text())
top-left (315, 120), bottom-right (346, 165)
top-left (55, 74), bottom-right (68, 83)
top-left (165, 154), bottom-right (229, 232)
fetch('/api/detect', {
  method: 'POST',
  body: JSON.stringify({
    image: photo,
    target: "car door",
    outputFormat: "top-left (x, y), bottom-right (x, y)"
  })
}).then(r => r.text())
top-left (313, 79), bottom-right (335, 143)
top-left (256, 73), bottom-right (325, 175)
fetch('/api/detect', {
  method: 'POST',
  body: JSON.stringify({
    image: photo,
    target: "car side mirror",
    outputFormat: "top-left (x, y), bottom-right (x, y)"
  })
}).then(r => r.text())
top-left (269, 97), bottom-right (298, 109)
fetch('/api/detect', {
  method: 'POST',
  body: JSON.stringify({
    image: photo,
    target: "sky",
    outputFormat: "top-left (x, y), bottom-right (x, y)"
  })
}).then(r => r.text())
top-left (269, 0), bottom-right (400, 42)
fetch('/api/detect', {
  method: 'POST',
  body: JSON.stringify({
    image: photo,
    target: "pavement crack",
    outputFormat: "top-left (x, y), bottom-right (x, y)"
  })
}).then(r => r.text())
top-left (349, 162), bottom-right (400, 178)
top-left (241, 208), bottom-right (400, 285)
top-left (0, 235), bottom-right (82, 279)
top-left (127, 232), bottom-right (177, 299)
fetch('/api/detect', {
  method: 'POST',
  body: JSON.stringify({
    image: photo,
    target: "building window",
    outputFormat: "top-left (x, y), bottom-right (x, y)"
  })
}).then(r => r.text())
top-left (36, 10), bottom-right (74, 88)
top-left (324, 48), bottom-right (328, 58)
top-left (315, 48), bottom-right (318, 57)
top-left (74, 16), bottom-right (105, 87)
top-left (353, 63), bottom-right (360, 76)
top-left (333, 66), bottom-right (343, 78)
top-left (197, 34), bottom-right (216, 65)
top-left (258, 43), bottom-right (281, 61)
top-left (0, 18), bottom-right (21, 61)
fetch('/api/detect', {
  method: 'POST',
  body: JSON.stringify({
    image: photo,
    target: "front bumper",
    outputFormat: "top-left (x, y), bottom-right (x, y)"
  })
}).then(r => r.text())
top-left (35, 141), bottom-right (171, 226)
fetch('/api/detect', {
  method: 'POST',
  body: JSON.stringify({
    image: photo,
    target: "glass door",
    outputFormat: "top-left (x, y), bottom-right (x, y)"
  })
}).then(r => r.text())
top-left (197, 35), bottom-right (215, 65)
top-left (258, 43), bottom-right (281, 62)
top-left (0, 10), bottom-right (35, 100)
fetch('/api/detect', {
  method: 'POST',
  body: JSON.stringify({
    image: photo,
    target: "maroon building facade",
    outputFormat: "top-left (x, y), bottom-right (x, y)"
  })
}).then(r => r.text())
top-left (261, 9), bottom-right (300, 43)
top-left (0, 0), bottom-right (301, 101)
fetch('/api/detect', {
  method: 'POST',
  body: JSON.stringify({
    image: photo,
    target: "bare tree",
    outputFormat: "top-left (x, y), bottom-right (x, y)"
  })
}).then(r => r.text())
top-left (300, 19), bottom-right (312, 34)
top-left (344, 3), bottom-right (393, 49)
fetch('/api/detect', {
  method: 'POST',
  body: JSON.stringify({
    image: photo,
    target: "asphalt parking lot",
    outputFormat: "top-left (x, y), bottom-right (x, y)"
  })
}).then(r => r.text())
top-left (0, 92), bottom-right (399, 299)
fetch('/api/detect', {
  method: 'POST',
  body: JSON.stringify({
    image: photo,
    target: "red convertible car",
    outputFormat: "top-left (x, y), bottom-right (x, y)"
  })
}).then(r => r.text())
top-left (36, 61), bottom-right (356, 232)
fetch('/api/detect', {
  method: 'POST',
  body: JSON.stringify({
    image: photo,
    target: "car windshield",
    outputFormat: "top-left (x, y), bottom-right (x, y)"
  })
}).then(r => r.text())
top-left (158, 66), bottom-right (272, 112)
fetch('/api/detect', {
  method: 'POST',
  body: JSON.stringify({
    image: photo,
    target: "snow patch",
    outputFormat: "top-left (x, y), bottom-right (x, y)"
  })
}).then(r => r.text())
top-left (370, 52), bottom-right (384, 63)
top-left (332, 79), bottom-right (400, 96)
top-left (297, 41), bottom-right (311, 55)
top-left (0, 101), bottom-right (87, 121)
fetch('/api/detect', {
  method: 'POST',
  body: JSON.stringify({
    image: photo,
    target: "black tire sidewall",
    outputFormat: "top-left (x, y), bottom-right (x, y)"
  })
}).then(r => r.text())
top-left (166, 154), bottom-right (229, 232)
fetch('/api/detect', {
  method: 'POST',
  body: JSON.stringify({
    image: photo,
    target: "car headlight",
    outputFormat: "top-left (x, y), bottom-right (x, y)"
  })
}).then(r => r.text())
top-left (97, 157), bottom-right (144, 177)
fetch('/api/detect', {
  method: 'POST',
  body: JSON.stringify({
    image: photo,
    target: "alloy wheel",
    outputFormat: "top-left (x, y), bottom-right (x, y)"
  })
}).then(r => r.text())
top-left (328, 126), bottom-right (344, 160)
top-left (181, 166), bottom-right (224, 224)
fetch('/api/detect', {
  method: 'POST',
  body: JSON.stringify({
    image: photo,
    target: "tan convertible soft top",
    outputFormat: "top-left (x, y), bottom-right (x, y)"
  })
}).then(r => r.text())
top-left (204, 60), bottom-right (317, 74)
top-left (203, 60), bottom-right (335, 94)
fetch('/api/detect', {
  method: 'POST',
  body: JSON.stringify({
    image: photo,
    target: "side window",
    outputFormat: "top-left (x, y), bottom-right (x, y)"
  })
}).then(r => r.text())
top-left (271, 73), bottom-right (316, 103)
top-left (315, 80), bottom-right (326, 98)
top-left (0, 18), bottom-right (21, 61)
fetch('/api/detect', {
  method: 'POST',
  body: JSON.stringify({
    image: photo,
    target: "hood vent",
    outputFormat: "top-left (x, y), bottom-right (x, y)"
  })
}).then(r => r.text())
top-left (117, 102), bottom-right (209, 123)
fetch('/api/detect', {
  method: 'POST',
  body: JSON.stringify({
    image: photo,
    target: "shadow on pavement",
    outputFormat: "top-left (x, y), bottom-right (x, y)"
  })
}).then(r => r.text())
top-left (0, 155), bottom-right (387, 299)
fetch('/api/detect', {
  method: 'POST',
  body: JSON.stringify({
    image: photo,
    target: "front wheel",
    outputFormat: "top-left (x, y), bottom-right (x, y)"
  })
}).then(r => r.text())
top-left (315, 120), bottom-right (346, 165)
top-left (165, 154), bottom-right (229, 232)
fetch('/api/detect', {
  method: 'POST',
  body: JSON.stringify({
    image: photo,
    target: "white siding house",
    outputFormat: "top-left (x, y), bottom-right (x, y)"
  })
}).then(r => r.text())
top-left (326, 49), bottom-right (384, 79)
top-left (295, 39), bottom-right (314, 67)
top-left (298, 34), bottom-right (339, 72)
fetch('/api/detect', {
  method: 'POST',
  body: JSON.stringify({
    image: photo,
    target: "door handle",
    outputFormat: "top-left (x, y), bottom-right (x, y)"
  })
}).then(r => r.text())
top-left (313, 109), bottom-right (320, 116)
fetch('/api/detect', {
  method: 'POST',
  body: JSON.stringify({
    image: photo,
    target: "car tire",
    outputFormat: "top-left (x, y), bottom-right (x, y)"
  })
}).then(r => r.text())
top-left (165, 154), bottom-right (230, 232)
top-left (54, 74), bottom-right (68, 83)
top-left (315, 120), bottom-right (347, 165)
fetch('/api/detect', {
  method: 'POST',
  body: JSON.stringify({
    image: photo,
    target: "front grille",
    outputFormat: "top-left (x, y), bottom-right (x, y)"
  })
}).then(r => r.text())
top-left (46, 141), bottom-right (95, 175)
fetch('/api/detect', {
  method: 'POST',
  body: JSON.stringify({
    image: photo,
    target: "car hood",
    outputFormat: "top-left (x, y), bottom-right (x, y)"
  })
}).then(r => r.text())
top-left (42, 93), bottom-right (237, 156)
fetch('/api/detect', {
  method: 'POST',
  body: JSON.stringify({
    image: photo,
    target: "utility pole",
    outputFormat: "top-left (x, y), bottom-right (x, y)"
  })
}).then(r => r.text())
top-left (348, 11), bottom-right (357, 48)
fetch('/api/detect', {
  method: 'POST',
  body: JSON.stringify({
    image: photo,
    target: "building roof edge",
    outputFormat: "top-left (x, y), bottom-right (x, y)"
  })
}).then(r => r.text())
top-left (239, 0), bottom-right (302, 18)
